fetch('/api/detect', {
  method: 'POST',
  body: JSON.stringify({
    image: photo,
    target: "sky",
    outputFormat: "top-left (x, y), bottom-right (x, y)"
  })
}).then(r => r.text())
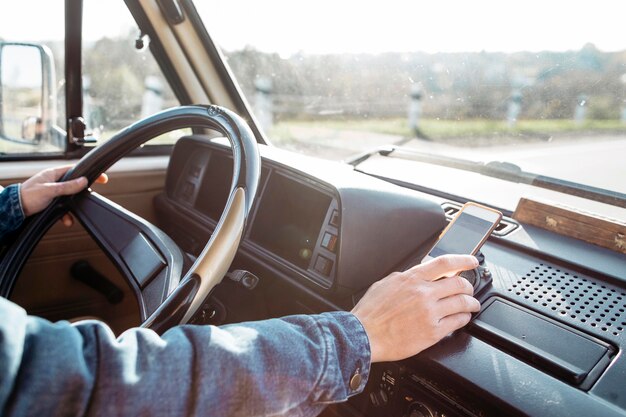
top-left (197, 0), bottom-right (626, 54)
top-left (1, 0), bottom-right (625, 55)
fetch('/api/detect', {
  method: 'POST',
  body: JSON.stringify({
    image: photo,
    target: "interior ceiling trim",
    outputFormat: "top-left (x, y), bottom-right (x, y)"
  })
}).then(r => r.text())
top-left (167, 9), bottom-right (235, 108)
top-left (139, 0), bottom-right (210, 105)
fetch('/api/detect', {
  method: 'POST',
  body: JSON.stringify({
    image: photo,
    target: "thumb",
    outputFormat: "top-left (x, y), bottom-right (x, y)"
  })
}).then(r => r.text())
top-left (49, 177), bottom-right (89, 197)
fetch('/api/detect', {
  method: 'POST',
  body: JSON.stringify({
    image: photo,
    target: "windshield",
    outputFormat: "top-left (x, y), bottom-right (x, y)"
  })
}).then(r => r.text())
top-left (195, 1), bottom-right (625, 215)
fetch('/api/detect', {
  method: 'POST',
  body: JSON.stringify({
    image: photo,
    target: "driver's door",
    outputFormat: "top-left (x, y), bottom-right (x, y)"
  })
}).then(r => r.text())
top-left (0, 0), bottom-right (181, 334)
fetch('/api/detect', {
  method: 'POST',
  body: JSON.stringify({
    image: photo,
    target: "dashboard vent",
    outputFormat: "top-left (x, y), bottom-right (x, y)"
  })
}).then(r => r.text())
top-left (507, 263), bottom-right (626, 337)
top-left (441, 202), bottom-right (518, 236)
top-left (442, 203), bottom-right (461, 218)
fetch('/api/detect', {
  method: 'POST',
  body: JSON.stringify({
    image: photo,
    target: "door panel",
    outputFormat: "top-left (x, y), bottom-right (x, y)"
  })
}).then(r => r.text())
top-left (1, 156), bottom-right (169, 334)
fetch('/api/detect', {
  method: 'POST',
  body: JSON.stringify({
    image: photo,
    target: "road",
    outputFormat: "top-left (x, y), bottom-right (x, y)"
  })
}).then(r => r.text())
top-left (276, 127), bottom-right (626, 196)
top-left (417, 136), bottom-right (626, 195)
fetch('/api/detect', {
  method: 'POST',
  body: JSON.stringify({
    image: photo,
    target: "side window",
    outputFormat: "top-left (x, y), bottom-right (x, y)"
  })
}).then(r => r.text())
top-left (0, 0), bottom-right (184, 157)
top-left (0, 0), bottom-right (65, 155)
top-left (82, 0), bottom-right (183, 145)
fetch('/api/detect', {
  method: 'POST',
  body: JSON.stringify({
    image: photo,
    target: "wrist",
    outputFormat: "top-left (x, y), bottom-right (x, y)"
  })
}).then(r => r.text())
top-left (350, 310), bottom-right (382, 363)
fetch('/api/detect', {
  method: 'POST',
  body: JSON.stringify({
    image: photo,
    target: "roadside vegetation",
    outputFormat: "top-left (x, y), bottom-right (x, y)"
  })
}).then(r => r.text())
top-left (269, 118), bottom-right (626, 147)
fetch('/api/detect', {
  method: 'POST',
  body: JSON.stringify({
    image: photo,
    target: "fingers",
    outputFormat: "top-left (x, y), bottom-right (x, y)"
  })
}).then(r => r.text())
top-left (45, 165), bottom-right (108, 185)
top-left (20, 165), bottom-right (107, 217)
top-left (436, 293), bottom-right (481, 318)
top-left (53, 168), bottom-right (107, 185)
top-left (431, 275), bottom-right (474, 299)
top-left (95, 173), bottom-right (109, 184)
top-left (414, 254), bottom-right (478, 281)
top-left (438, 312), bottom-right (473, 334)
top-left (61, 213), bottom-right (74, 227)
top-left (48, 176), bottom-right (88, 197)
top-left (422, 273), bottom-right (480, 331)
top-left (352, 256), bottom-right (482, 363)
top-left (48, 165), bottom-right (75, 181)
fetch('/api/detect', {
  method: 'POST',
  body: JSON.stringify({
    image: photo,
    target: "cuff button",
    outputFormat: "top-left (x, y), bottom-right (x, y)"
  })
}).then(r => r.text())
top-left (349, 370), bottom-right (362, 391)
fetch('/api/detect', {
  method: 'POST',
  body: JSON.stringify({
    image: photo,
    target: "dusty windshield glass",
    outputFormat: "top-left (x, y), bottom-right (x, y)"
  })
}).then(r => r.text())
top-left (196, 0), bottom-right (625, 212)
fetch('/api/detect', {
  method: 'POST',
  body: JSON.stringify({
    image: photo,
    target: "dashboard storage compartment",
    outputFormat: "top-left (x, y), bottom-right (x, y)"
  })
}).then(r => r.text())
top-left (471, 297), bottom-right (615, 390)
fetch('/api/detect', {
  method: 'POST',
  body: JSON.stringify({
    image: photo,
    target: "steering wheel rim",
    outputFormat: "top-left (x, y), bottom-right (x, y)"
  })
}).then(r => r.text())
top-left (0, 105), bottom-right (260, 333)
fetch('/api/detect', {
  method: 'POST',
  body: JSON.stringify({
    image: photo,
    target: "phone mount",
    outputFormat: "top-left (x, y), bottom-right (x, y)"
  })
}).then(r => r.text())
top-left (459, 251), bottom-right (492, 296)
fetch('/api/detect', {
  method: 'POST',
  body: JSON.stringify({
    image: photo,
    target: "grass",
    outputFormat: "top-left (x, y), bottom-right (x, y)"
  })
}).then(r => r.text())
top-left (2, 118), bottom-right (625, 155)
top-left (270, 118), bottom-right (626, 145)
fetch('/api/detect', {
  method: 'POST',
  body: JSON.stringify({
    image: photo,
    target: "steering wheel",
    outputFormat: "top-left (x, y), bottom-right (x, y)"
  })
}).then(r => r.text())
top-left (0, 105), bottom-right (260, 334)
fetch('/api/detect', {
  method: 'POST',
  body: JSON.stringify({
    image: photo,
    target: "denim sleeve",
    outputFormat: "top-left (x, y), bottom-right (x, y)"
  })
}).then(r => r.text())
top-left (0, 185), bottom-right (25, 243)
top-left (0, 297), bottom-right (371, 417)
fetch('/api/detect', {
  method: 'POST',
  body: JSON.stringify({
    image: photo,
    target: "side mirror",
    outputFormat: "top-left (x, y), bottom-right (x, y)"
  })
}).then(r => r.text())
top-left (0, 42), bottom-right (57, 147)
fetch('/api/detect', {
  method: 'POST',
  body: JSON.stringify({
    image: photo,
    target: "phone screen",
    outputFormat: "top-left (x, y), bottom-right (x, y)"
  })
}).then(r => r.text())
top-left (428, 211), bottom-right (496, 257)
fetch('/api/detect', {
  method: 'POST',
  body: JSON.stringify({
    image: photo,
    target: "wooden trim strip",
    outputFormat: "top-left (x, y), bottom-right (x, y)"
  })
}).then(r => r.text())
top-left (513, 198), bottom-right (626, 255)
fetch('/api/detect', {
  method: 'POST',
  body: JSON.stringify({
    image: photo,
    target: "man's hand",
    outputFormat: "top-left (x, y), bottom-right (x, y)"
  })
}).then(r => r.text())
top-left (351, 254), bottom-right (481, 363)
top-left (20, 166), bottom-right (108, 225)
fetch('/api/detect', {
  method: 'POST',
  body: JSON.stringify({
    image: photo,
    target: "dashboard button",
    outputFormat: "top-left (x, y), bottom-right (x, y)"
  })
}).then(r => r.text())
top-left (330, 209), bottom-right (340, 227)
top-left (181, 181), bottom-right (195, 200)
top-left (407, 402), bottom-right (435, 417)
top-left (321, 232), bottom-right (337, 252)
top-left (314, 255), bottom-right (333, 276)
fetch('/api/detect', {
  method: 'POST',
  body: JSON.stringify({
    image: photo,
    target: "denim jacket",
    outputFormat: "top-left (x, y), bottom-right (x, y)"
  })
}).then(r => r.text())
top-left (0, 184), bottom-right (24, 244)
top-left (0, 184), bottom-right (372, 416)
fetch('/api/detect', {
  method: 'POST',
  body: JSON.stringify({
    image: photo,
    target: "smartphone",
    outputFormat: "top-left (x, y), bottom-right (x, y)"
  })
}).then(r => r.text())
top-left (423, 202), bottom-right (502, 263)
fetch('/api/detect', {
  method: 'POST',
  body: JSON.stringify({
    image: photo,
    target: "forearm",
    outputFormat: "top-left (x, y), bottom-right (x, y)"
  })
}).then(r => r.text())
top-left (0, 298), bottom-right (370, 417)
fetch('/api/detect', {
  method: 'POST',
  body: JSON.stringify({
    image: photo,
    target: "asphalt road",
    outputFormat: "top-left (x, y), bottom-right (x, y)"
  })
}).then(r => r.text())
top-left (277, 126), bottom-right (626, 196)
top-left (462, 137), bottom-right (626, 195)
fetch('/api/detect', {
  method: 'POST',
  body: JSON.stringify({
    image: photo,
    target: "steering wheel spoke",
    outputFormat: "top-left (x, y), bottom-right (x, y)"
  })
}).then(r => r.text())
top-left (71, 189), bottom-right (183, 320)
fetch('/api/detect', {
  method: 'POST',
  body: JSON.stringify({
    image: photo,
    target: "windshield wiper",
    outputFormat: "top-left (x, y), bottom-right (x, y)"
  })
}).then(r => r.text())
top-left (347, 146), bottom-right (626, 209)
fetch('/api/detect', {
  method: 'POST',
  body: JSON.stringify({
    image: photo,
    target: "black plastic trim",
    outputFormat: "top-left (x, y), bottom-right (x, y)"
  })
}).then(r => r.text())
top-left (244, 169), bottom-right (339, 289)
top-left (71, 192), bottom-right (182, 319)
top-left (65, 0), bottom-right (83, 153)
top-left (156, 0), bottom-right (185, 25)
top-left (142, 274), bottom-right (200, 335)
top-left (470, 297), bottom-right (616, 390)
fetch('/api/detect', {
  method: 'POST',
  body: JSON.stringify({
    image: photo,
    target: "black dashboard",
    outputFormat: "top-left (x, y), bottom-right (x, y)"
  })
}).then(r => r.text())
top-left (157, 136), bottom-right (446, 295)
top-left (154, 136), bottom-right (626, 417)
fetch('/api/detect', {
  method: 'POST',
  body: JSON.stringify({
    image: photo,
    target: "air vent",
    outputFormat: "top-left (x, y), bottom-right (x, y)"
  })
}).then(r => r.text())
top-left (507, 264), bottom-right (626, 337)
top-left (440, 202), bottom-right (518, 236)
top-left (492, 218), bottom-right (518, 236)
top-left (442, 203), bottom-right (461, 218)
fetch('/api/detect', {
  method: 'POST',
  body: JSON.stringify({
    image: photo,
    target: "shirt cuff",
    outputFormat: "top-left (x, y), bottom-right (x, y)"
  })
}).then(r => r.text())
top-left (0, 184), bottom-right (25, 236)
top-left (16, 184), bottom-right (25, 218)
top-left (314, 311), bottom-right (372, 404)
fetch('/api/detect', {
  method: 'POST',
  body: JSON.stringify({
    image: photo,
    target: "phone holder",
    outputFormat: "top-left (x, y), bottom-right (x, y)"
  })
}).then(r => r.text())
top-left (460, 266), bottom-right (492, 289)
top-left (460, 268), bottom-right (480, 288)
top-left (460, 251), bottom-right (493, 296)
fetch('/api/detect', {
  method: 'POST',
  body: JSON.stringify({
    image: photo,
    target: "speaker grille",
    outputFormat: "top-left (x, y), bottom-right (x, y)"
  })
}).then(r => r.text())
top-left (506, 263), bottom-right (626, 337)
